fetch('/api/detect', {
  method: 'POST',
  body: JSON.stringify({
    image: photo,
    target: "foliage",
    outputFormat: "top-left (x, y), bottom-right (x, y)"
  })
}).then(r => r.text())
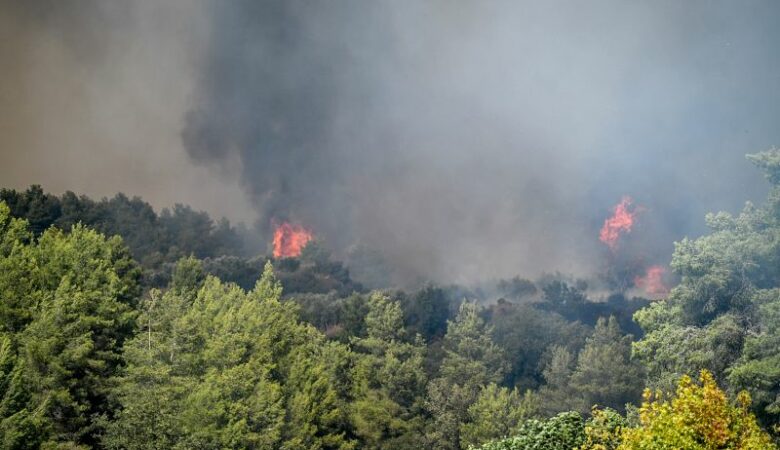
top-left (579, 408), bottom-right (626, 450)
top-left (489, 301), bottom-right (590, 390)
top-left (460, 384), bottom-right (539, 448)
top-left (277, 243), bottom-right (363, 297)
top-left (426, 302), bottom-right (507, 449)
top-left (473, 372), bottom-right (774, 450)
top-left (539, 281), bottom-right (648, 332)
top-left (539, 345), bottom-right (579, 415)
top-left (3, 150), bottom-right (780, 449)
top-left (540, 317), bottom-right (643, 415)
top-left (350, 293), bottom-right (428, 448)
top-left (728, 289), bottom-right (780, 420)
top-left (618, 370), bottom-right (776, 450)
top-left (0, 201), bottom-right (140, 447)
top-left (468, 412), bottom-right (586, 450)
top-left (569, 317), bottom-right (644, 413)
top-left (633, 149), bottom-right (780, 426)
top-left (401, 285), bottom-right (453, 342)
top-left (104, 263), bottom-right (356, 449)
top-left (199, 253), bottom-right (363, 298)
top-left (0, 186), bottom-right (253, 277)
top-left (496, 277), bottom-right (537, 301)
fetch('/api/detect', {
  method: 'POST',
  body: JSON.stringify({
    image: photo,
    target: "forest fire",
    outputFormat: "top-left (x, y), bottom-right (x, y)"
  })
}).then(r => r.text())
top-left (273, 222), bottom-right (313, 258)
top-left (634, 265), bottom-right (669, 297)
top-left (600, 196), bottom-right (639, 251)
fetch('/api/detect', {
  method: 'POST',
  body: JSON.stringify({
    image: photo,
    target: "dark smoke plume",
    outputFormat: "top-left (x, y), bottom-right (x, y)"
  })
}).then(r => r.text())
top-left (2, 1), bottom-right (780, 285)
top-left (182, 0), bottom-right (780, 284)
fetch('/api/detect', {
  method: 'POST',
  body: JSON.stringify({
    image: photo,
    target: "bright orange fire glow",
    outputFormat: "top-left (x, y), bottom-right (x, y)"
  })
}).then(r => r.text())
top-left (599, 196), bottom-right (638, 251)
top-left (634, 265), bottom-right (669, 297)
top-left (273, 222), bottom-right (313, 258)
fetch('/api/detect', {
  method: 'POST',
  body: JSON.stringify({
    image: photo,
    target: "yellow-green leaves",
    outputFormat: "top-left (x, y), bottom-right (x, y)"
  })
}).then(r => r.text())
top-left (617, 371), bottom-right (776, 450)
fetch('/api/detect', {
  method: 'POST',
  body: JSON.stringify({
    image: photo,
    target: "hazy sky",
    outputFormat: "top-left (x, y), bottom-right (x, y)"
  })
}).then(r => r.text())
top-left (0, 1), bottom-right (256, 221)
top-left (1, 1), bottom-right (779, 283)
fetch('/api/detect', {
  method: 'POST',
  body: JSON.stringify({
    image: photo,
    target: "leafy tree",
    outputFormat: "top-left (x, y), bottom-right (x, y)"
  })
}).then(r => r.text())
top-left (569, 317), bottom-right (644, 413)
top-left (490, 302), bottom-right (589, 389)
top-left (468, 412), bottom-right (586, 450)
top-left (105, 262), bottom-right (356, 449)
top-left (0, 202), bottom-right (36, 333)
top-left (1, 186), bottom-right (255, 283)
top-left (275, 250), bottom-right (363, 297)
top-left (0, 201), bottom-right (140, 447)
top-left (437, 303), bottom-right (507, 389)
top-left (0, 185), bottom-right (61, 235)
top-left (579, 408), bottom-right (627, 450)
top-left (350, 293), bottom-right (428, 448)
top-left (471, 371), bottom-right (775, 450)
top-left (634, 309), bottom-right (743, 391)
top-left (169, 255), bottom-right (206, 297)
top-left (633, 149), bottom-right (780, 426)
top-left (543, 280), bottom-right (587, 310)
top-left (539, 345), bottom-right (578, 415)
top-left (292, 292), bottom-right (350, 337)
top-left (200, 256), bottom-right (266, 290)
top-left (618, 370), bottom-right (776, 450)
top-left (538, 280), bottom-right (646, 329)
top-left (728, 288), bottom-right (780, 424)
top-left (460, 384), bottom-right (539, 448)
top-left (402, 285), bottom-right (451, 342)
top-left (496, 277), bottom-right (537, 301)
top-left (340, 293), bottom-right (371, 339)
top-left (468, 409), bottom-right (627, 450)
top-left (159, 204), bottom-right (219, 259)
top-left (426, 302), bottom-right (507, 450)
top-left (97, 193), bottom-right (166, 267)
top-left (281, 340), bottom-right (356, 450)
top-left (0, 335), bottom-right (47, 450)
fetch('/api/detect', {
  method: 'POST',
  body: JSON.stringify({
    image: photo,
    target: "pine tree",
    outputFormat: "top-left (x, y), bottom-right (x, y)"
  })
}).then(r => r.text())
top-left (569, 317), bottom-right (644, 413)
top-left (0, 202), bottom-right (140, 447)
top-left (350, 293), bottom-right (427, 449)
top-left (426, 302), bottom-right (507, 450)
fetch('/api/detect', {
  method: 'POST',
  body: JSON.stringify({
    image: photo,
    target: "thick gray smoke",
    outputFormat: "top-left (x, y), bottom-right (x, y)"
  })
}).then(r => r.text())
top-left (0, 1), bottom-right (255, 222)
top-left (182, 0), bottom-right (780, 284)
top-left (2, 1), bottom-right (779, 285)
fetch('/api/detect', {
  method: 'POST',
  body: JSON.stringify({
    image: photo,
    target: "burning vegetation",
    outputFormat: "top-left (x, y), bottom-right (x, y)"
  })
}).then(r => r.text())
top-left (3, 0), bottom-right (779, 447)
top-left (5, 150), bottom-right (780, 449)
top-left (599, 196), bottom-right (639, 251)
top-left (600, 196), bottom-right (669, 296)
top-left (273, 221), bottom-right (314, 258)
top-left (633, 265), bottom-right (669, 297)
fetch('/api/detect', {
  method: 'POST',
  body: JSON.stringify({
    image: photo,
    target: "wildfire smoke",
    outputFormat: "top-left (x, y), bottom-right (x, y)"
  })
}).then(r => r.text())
top-left (634, 265), bottom-right (669, 297)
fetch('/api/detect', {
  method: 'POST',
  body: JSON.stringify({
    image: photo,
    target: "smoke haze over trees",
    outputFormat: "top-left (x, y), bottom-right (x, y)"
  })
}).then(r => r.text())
top-left (3, 1), bottom-right (780, 448)
top-left (2, 1), bottom-right (780, 284)
top-left (3, 149), bottom-right (780, 447)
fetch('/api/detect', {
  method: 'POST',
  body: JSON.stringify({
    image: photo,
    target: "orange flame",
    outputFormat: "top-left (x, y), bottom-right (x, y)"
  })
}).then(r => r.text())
top-left (273, 222), bottom-right (313, 258)
top-left (600, 196), bottom-right (638, 251)
top-left (634, 265), bottom-right (669, 297)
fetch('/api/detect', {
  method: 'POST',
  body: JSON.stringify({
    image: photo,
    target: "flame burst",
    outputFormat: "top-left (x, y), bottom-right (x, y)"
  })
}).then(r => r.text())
top-left (600, 196), bottom-right (638, 251)
top-left (273, 222), bottom-right (313, 258)
top-left (634, 265), bottom-right (669, 297)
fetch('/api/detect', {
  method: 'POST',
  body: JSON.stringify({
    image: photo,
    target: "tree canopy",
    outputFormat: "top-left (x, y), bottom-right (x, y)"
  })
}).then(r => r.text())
top-left (634, 149), bottom-right (780, 426)
top-left (1, 149), bottom-right (780, 449)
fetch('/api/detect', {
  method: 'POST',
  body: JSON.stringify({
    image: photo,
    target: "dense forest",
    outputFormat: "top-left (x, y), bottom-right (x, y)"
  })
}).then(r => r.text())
top-left (1, 150), bottom-right (780, 449)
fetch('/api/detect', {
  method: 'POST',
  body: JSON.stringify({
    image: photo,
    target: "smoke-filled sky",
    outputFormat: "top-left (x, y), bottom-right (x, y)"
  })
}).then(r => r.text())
top-left (1, 1), bottom-right (779, 284)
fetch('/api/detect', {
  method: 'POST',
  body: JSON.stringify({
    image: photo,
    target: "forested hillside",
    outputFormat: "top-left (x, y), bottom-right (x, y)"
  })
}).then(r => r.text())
top-left (0, 187), bottom-right (361, 295)
top-left (1, 150), bottom-right (779, 449)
